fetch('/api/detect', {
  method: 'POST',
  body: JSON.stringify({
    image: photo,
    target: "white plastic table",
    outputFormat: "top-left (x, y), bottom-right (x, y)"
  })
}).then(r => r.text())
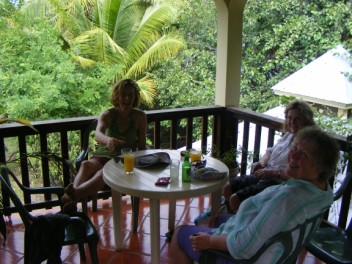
top-left (103, 149), bottom-right (229, 264)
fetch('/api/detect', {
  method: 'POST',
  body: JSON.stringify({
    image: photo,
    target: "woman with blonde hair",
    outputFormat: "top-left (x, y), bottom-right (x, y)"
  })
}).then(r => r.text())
top-left (62, 79), bottom-right (147, 213)
top-left (221, 99), bottom-right (316, 214)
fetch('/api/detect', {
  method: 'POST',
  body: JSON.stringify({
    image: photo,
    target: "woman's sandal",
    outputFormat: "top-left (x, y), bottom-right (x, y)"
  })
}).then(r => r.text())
top-left (61, 183), bottom-right (78, 214)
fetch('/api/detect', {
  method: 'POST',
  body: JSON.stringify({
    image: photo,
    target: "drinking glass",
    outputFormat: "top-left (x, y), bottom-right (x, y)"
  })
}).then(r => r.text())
top-left (170, 159), bottom-right (180, 180)
top-left (121, 148), bottom-right (134, 174)
top-left (190, 149), bottom-right (202, 162)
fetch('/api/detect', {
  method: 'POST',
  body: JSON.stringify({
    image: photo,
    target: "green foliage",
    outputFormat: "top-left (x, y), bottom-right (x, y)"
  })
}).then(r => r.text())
top-left (20, 0), bottom-right (185, 108)
top-left (0, 13), bottom-right (114, 120)
top-left (240, 0), bottom-right (352, 112)
top-left (0, 0), bottom-right (16, 16)
top-left (150, 0), bottom-right (352, 137)
top-left (152, 48), bottom-right (216, 109)
top-left (314, 110), bottom-right (352, 137)
top-left (211, 146), bottom-right (240, 169)
top-left (147, 0), bottom-right (217, 143)
top-left (173, 0), bottom-right (217, 49)
top-left (5, 151), bottom-right (77, 186)
top-left (151, 0), bottom-right (216, 109)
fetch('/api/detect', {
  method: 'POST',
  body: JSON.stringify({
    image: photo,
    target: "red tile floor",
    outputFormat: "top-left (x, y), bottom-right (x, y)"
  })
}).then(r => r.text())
top-left (0, 195), bottom-right (325, 263)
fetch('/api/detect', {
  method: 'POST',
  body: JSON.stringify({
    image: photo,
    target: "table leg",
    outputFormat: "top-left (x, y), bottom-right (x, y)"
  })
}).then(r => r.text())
top-left (211, 189), bottom-right (222, 216)
top-left (111, 190), bottom-right (122, 250)
top-left (168, 199), bottom-right (176, 232)
top-left (150, 198), bottom-right (160, 264)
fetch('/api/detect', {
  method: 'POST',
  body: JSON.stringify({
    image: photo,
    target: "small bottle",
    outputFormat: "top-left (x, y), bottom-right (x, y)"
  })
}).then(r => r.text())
top-left (182, 151), bottom-right (191, 182)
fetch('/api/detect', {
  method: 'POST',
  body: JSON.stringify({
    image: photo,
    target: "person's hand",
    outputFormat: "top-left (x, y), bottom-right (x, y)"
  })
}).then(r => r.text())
top-left (106, 137), bottom-right (126, 152)
top-left (189, 232), bottom-right (211, 251)
top-left (251, 162), bottom-right (264, 173)
top-left (254, 168), bottom-right (275, 179)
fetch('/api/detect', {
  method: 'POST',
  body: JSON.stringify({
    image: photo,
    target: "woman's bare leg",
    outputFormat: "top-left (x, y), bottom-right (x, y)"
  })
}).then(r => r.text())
top-left (62, 159), bottom-right (104, 203)
top-left (73, 159), bottom-right (102, 188)
top-left (74, 169), bottom-right (106, 201)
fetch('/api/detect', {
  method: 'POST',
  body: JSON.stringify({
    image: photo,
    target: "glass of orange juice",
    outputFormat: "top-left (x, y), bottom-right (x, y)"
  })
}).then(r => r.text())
top-left (190, 149), bottom-right (202, 162)
top-left (121, 148), bottom-right (134, 174)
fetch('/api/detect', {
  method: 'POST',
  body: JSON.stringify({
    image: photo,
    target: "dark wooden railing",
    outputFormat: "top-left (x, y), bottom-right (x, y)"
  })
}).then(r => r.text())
top-left (1, 106), bottom-right (351, 229)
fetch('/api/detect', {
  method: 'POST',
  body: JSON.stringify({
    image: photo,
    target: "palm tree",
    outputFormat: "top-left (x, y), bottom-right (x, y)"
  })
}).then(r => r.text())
top-left (22, 0), bottom-right (185, 107)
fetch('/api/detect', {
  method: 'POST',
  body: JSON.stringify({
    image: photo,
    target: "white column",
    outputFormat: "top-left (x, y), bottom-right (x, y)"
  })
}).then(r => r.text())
top-left (214, 0), bottom-right (247, 107)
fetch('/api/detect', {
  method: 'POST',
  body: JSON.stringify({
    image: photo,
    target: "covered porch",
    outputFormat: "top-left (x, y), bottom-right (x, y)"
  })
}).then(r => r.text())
top-left (0, 1), bottom-right (351, 262)
top-left (0, 106), bottom-right (351, 263)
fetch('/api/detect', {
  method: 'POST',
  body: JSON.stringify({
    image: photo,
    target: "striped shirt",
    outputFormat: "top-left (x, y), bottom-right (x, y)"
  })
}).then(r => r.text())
top-left (212, 179), bottom-right (333, 263)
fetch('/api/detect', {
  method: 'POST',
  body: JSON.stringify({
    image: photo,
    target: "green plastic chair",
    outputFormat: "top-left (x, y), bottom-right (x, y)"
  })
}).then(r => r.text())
top-left (306, 218), bottom-right (352, 264)
top-left (0, 168), bottom-right (99, 264)
top-left (197, 211), bottom-right (325, 264)
top-left (306, 172), bottom-right (352, 264)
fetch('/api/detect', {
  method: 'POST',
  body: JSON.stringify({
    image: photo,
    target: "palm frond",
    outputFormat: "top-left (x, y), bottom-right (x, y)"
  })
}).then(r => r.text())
top-left (73, 28), bottom-right (127, 64)
top-left (125, 32), bottom-right (185, 78)
top-left (135, 76), bottom-right (157, 108)
top-left (94, 0), bottom-right (123, 34)
top-left (0, 118), bottom-right (38, 133)
top-left (71, 55), bottom-right (97, 67)
top-left (78, 0), bottom-right (96, 11)
top-left (53, 0), bottom-right (93, 42)
top-left (127, 3), bottom-right (177, 58)
top-left (21, 0), bottom-right (55, 18)
top-left (109, 0), bottom-right (146, 48)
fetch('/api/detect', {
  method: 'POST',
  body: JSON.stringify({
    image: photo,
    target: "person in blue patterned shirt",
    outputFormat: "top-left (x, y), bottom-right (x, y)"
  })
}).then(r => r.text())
top-left (170, 126), bottom-right (339, 264)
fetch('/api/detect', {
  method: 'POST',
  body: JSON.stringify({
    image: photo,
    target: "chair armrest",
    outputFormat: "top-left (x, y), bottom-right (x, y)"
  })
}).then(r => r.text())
top-left (75, 149), bottom-right (89, 169)
top-left (21, 185), bottom-right (65, 200)
top-left (204, 249), bottom-right (234, 259)
top-left (333, 172), bottom-right (352, 201)
top-left (75, 120), bottom-right (97, 169)
top-left (319, 219), bottom-right (339, 228)
top-left (2, 166), bottom-right (64, 199)
top-left (199, 249), bottom-right (235, 264)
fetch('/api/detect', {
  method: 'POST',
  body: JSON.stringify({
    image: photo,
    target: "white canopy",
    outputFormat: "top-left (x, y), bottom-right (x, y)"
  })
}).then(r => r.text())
top-left (272, 45), bottom-right (352, 112)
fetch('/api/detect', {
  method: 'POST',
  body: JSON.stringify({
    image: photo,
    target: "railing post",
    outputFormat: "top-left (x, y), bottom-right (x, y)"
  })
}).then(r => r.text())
top-left (220, 108), bottom-right (238, 155)
top-left (338, 134), bottom-right (352, 228)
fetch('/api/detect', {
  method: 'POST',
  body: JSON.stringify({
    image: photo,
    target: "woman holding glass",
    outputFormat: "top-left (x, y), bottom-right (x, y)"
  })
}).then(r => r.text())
top-left (61, 79), bottom-right (147, 213)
